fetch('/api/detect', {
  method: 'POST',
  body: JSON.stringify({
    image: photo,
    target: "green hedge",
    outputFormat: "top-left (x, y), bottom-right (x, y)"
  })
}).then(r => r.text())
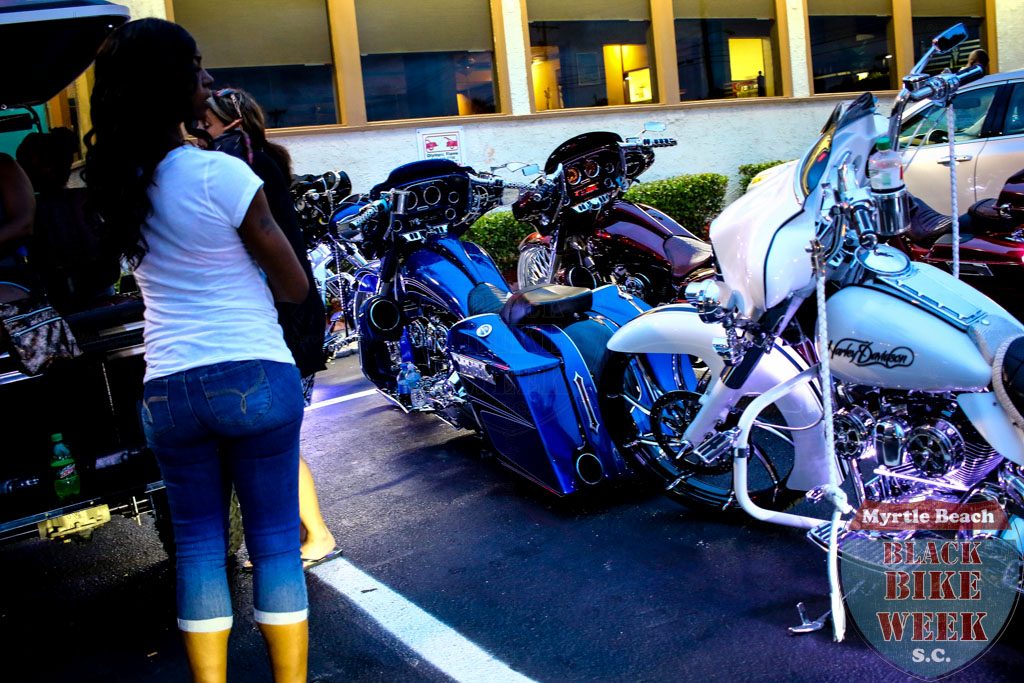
top-left (737, 160), bottom-right (788, 193)
top-left (624, 173), bottom-right (728, 239)
top-left (465, 172), bottom-right (729, 273)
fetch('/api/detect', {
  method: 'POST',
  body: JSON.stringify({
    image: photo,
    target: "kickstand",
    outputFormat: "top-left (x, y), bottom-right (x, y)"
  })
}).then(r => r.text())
top-left (787, 602), bottom-right (831, 635)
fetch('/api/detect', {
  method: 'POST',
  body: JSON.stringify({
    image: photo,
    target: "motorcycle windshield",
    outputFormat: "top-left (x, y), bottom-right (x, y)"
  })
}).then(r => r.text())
top-left (544, 132), bottom-right (623, 174)
top-left (711, 92), bottom-right (883, 317)
top-left (797, 92), bottom-right (878, 199)
top-left (369, 159), bottom-right (469, 197)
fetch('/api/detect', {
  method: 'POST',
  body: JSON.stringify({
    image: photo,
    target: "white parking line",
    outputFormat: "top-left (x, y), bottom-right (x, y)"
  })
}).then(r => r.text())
top-left (312, 558), bottom-right (538, 683)
top-left (305, 388), bottom-right (378, 412)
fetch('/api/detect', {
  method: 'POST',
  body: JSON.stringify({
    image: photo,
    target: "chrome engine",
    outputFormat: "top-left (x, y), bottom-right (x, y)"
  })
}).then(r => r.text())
top-left (834, 387), bottom-right (1002, 503)
top-left (388, 311), bottom-right (469, 420)
top-left (609, 264), bottom-right (651, 300)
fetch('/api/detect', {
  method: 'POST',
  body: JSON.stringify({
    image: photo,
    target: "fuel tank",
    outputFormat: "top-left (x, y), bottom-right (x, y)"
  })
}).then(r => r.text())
top-left (825, 261), bottom-right (1010, 391)
top-left (399, 238), bottom-right (510, 317)
top-left (997, 167), bottom-right (1024, 222)
top-left (592, 201), bottom-right (708, 277)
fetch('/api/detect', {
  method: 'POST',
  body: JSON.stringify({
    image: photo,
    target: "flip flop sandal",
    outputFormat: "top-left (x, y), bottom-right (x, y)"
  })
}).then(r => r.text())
top-left (302, 547), bottom-right (343, 571)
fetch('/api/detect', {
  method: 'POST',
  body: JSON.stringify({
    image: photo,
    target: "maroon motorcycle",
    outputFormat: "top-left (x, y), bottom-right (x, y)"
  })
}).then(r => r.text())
top-left (514, 128), bottom-right (713, 304)
top-left (899, 168), bottom-right (1024, 319)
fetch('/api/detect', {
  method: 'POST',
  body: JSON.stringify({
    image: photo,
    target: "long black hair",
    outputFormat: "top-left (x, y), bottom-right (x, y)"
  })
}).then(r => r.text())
top-left (84, 19), bottom-right (199, 266)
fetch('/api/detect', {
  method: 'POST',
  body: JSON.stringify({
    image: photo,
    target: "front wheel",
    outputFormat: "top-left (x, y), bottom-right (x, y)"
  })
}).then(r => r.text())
top-left (601, 351), bottom-right (799, 511)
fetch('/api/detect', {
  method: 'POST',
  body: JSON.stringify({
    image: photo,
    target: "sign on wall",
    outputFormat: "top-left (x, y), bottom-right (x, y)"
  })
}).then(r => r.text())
top-left (417, 126), bottom-right (465, 165)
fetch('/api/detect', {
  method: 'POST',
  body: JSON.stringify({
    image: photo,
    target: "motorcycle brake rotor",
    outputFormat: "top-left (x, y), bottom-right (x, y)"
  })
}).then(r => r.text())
top-left (650, 390), bottom-right (732, 475)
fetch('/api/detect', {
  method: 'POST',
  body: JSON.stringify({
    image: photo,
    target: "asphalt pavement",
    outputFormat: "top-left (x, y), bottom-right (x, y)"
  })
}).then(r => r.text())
top-left (2, 355), bottom-right (1023, 683)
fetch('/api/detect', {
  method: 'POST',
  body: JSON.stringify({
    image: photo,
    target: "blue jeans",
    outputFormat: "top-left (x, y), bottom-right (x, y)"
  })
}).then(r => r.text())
top-left (142, 359), bottom-right (307, 632)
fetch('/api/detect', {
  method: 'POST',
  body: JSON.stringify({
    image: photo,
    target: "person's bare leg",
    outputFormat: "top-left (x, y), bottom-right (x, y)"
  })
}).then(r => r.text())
top-left (181, 629), bottom-right (230, 683)
top-left (298, 455), bottom-right (335, 560)
top-left (258, 620), bottom-right (308, 683)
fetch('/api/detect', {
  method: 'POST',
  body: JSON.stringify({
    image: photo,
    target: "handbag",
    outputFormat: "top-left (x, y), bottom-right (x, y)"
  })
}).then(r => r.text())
top-left (0, 301), bottom-right (82, 375)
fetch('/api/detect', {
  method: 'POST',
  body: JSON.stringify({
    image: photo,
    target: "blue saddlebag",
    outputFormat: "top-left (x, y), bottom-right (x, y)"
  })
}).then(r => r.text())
top-left (448, 314), bottom-right (585, 495)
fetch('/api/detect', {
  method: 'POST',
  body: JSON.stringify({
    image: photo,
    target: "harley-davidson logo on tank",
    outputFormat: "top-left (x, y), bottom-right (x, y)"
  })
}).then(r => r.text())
top-left (830, 338), bottom-right (915, 369)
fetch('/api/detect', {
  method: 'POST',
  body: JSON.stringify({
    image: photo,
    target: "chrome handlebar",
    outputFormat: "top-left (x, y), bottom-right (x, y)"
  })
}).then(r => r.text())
top-left (888, 64), bottom-right (985, 151)
top-left (345, 196), bottom-right (392, 229)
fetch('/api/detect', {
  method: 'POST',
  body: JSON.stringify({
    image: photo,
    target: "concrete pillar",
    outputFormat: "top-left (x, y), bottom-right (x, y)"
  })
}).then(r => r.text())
top-left (498, 0), bottom-right (533, 115)
top-left (781, 0), bottom-right (811, 98)
top-left (993, 0), bottom-right (1024, 71)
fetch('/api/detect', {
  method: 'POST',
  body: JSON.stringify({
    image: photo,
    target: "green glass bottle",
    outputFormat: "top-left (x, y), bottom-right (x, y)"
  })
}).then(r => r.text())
top-left (50, 433), bottom-right (81, 501)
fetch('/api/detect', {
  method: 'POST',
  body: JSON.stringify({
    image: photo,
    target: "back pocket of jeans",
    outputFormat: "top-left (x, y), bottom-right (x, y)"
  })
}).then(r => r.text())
top-left (141, 379), bottom-right (175, 438)
top-left (200, 361), bottom-right (273, 426)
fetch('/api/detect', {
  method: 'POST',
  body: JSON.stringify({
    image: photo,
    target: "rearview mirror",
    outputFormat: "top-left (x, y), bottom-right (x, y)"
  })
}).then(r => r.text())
top-left (643, 122), bottom-right (667, 132)
top-left (520, 164), bottom-right (540, 176)
top-left (933, 23), bottom-right (967, 54)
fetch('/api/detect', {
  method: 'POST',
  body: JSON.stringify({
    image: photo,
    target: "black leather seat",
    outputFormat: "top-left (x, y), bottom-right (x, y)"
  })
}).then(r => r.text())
top-left (663, 235), bottom-right (712, 278)
top-left (998, 336), bottom-right (1024, 429)
top-left (501, 285), bottom-right (592, 326)
top-left (467, 282), bottom-right (508, 317)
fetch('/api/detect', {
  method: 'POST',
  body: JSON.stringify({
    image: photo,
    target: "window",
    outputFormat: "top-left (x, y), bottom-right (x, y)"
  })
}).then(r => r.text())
top-left (526, 0), bottom-right (656, 111)
top-left (174, 0), bottom-right (337, 127)
top-left (672, 0), bottom-right (782, 101)
top-left (355, 0), bottom-right (499, 122)
top-left (911, 0), bottom-right (987, 76)
top-left (807, 0), bottom-right (895, 94)
top-left (898, 85), bottom-right (998, 147)
top-left (1000, 83), bottom-right (1024, 137)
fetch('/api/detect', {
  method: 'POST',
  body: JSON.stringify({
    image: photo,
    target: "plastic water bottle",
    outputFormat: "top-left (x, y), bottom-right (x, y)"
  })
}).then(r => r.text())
top-left (50, 433), bottom-right (80, 501)
top-left (406, 365), bottom-right (426, 410)
top-left (868, 136), bottom-right (904, 193)
top-left (396, 363), bottom-right (412, 407)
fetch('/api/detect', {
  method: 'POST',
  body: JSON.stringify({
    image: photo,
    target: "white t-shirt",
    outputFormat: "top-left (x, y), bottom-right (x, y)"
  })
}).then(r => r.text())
top-left (135, 145), bottom-right (295, 381)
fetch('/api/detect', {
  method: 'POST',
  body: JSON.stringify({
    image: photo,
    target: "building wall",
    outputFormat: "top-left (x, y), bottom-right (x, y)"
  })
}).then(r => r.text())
top-left (116, 0), bottom-right (1024, 195)
top-left (994, 0), bottom-right (1024, 71)
top-left (279, 97), bottom-right (844, 197)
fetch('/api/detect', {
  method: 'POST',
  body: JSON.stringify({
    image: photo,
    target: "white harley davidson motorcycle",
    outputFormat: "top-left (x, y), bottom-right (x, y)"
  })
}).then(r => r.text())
top-left (599, 25), bottom-right (1024, 562)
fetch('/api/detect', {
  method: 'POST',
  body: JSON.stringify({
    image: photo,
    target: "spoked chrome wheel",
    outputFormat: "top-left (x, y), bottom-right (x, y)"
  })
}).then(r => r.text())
top-left (323, 271), bottom-right (359, 357)
top-left (601, 351), bottom-right (798, 510)
top-left (517, 242), bottom-right (552, 289)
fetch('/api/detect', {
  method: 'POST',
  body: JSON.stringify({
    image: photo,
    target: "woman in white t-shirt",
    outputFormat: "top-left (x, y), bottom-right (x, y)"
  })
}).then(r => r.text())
top-left (85, 19), bottom-right (310, 683)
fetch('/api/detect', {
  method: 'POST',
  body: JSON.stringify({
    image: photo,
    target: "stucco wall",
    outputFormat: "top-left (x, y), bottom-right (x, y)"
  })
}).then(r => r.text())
top-left (276, 97), bottom-right (845, 198)
top-left (995, 0), bottom-right (1024, 72)
top-left (119, 0), bottom-right (167, 20)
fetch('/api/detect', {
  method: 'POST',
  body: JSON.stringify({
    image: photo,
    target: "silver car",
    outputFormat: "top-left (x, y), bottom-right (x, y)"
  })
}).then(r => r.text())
top-left (898, 68), bottom-right (1024, 215)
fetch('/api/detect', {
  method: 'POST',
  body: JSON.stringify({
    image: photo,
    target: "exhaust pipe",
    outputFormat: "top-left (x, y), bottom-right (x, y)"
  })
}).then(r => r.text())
top-left (575, 453), bottom-right (605, 486)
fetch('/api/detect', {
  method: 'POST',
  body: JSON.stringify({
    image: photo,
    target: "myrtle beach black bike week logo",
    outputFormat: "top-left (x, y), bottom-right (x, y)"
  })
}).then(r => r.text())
top-left (829, 338), bottom-right (915, 369)
top-left (840, 501), bottom-right (1019, 679)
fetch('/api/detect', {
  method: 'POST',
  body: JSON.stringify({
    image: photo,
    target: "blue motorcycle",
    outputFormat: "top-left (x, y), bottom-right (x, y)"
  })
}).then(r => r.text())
top-left (334, 159), bottom-right (654, 496)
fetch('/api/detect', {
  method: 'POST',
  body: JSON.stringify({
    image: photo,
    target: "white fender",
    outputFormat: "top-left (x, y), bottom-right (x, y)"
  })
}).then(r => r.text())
top-left (607, 304), bottom-right (840, 490)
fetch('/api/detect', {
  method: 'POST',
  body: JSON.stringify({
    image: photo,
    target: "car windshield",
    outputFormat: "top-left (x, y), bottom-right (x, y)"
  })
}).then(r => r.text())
top-left (898, 88), bottom-right (997, 148)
